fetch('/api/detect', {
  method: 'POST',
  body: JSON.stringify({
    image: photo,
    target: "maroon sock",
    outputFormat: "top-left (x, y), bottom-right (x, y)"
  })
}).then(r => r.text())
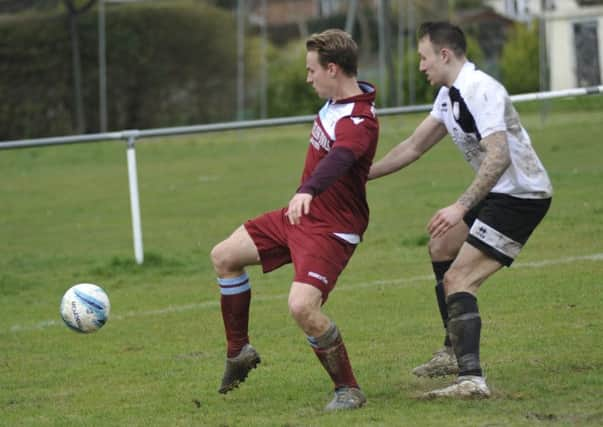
top-left (218, 274), bottom-right (251, 358)
top-left (309, 323), bottom-right (359, 389)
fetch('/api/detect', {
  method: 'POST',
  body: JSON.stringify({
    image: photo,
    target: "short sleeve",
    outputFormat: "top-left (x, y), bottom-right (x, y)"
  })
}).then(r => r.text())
top-left (468, 81), bottom-right (507, 139)
top-left (429, 87), bottom-right (448, 123)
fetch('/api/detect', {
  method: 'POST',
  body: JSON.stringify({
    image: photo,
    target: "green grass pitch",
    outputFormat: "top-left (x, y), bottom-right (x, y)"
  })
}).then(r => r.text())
top-left (1, 98), bottom-right (602, 426)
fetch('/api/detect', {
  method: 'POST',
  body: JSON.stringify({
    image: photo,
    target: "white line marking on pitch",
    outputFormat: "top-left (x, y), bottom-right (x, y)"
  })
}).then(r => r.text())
top-left (5, 252), bottom-right (603, 333)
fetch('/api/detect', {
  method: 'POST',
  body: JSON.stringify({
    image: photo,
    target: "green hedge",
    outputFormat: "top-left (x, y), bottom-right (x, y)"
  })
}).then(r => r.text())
top-left (0, 13), bottom-right (73, 139)
top-left (0, 2), bottom-right (239, 139)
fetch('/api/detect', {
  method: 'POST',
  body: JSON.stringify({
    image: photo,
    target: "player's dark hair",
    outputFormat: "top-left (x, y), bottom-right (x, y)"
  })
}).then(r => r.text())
top-left (417, 21), bottom-right (467, 57)
top-left (306, 29), bottom-right (358, 76)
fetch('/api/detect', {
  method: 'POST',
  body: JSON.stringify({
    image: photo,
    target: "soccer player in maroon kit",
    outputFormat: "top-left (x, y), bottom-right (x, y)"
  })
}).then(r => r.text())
top-left (210, 29), bottom-right (378, 411)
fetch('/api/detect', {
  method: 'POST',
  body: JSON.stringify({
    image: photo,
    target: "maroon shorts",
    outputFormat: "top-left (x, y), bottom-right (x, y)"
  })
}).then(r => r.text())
top-left (244, 208), bottom-right (356, 301)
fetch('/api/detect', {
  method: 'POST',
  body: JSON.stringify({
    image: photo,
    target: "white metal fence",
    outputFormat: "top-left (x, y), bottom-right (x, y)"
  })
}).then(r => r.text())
top-left (2, 85), bottom-right (602, 264)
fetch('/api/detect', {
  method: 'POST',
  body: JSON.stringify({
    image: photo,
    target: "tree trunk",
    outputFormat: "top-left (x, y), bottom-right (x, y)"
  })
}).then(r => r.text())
top-left (63, 0), bottom-right (97, 133)
top-left (68, 12), bottom-right (85, 133)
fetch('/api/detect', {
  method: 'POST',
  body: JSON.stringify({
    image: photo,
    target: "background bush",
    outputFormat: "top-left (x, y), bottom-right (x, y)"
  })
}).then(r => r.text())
top-left (0, 2), bottom-right (239, 139)
top-left (266, 40), bottom-right (322, 118)
top-left (500, 22), bottom-right (540, 94)
top-left (0, 1), bottom-right (537, 140)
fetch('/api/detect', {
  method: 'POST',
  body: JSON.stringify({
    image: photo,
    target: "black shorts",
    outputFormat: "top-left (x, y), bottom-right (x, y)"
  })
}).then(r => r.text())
top-left (463, 193), bottom-right (551, 266)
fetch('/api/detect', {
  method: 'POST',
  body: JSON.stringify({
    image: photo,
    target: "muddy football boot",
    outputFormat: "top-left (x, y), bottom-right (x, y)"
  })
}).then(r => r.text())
top-left (325, 387), bottom-right (367, 411)
top-left (424, 375), bottom-right (491, 399)
top-left (218, 344), bottom-right (261, 394)
top-left (412, 346), bottom-right (459, 377)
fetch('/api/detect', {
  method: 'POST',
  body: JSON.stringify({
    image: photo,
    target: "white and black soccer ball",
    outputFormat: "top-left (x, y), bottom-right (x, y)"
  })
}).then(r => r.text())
top-left (60, 283), bottom-right (111, 333)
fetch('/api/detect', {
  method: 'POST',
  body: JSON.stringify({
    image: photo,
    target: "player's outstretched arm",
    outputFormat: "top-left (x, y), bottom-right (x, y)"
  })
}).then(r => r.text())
top-left (368, 115), bottom-right (447, 180)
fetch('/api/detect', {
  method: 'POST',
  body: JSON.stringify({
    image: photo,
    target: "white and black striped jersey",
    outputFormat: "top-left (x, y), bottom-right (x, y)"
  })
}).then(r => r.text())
top-left (430, 62), bottom-right (553, 199)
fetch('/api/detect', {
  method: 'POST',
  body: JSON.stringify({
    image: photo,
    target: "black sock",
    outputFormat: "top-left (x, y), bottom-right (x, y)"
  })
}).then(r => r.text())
top-left (432, 260), bottom-right (453, 347)
top-left (446, 292), bottom-right (482, 377)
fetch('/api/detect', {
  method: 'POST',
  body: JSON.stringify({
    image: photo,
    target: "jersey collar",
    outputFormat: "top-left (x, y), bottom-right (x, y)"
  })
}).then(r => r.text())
top-left (450, 61), bottom-right (475, 89)
top-left (330, 81), bottom-right (376, 104)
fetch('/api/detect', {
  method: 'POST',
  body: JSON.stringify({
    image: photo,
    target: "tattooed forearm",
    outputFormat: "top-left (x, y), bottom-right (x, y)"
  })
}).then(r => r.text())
top-left (457, 132), bottom-right (511, 210)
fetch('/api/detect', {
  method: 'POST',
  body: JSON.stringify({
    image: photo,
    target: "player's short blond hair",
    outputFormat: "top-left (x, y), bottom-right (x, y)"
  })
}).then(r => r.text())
top-left (306, 29), bottom-right (358, 77)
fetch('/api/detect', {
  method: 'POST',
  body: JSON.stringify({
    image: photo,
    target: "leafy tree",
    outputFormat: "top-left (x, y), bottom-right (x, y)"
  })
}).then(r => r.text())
top-left (266, 41), bottom-right (322, 117)
top-left (0, 2), bottom-right (240, 139)
top-left (466, 33), bottom-right (485, 68)
top-left (500, 22), bottom-right (540, 94)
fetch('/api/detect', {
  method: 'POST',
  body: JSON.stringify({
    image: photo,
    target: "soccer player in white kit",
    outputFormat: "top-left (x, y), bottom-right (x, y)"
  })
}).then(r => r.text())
top-left (369, 21), bottom-right (552, 398)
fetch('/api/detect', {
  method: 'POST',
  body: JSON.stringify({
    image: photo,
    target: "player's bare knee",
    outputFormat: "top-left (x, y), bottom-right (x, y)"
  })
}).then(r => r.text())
top-left (209, 242), bottom-right (221, 266)
top-left (288, 297), bottom-right (312, 325)
top-left (287, 298), bottom-right (306, 320)
top-left (210, 241), bottom-right (236, 276)
top-left (429, 237), bottom-right (454, 260)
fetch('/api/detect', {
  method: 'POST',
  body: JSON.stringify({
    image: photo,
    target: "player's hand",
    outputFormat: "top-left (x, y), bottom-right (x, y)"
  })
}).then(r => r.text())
top-left (427, 202), bottom-right (468, 238)
top-left (286, 193), bottom-right (313, 225)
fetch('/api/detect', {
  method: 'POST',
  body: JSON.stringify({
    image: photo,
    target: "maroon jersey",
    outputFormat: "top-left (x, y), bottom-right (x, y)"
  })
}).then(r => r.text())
top-left (298, 81), bottom-right (378, 238)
